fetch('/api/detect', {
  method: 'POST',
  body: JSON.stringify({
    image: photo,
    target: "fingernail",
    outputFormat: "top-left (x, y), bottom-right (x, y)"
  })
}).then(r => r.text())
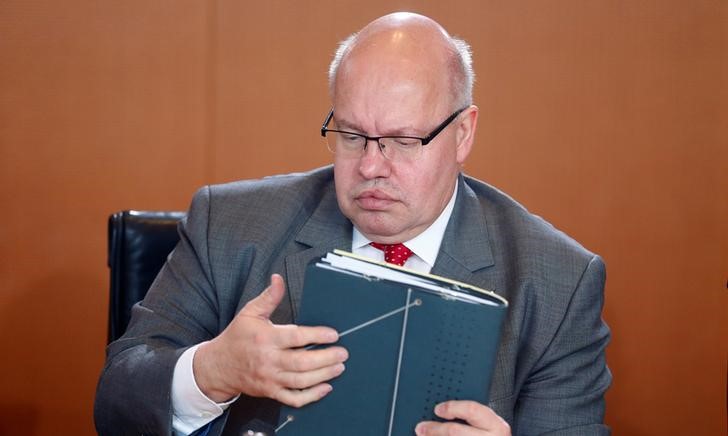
top-left (337, 348), bottom-right (348, 361)
top-left (335, 363), bottom-right (345, 374)
top-left (327, 331), bottom-right (339, 342)
top-left (434, 403), bottom-right (443, 415)
top-left (321, 384), bottom-right (333, 397)
top-left (415, 423), bottom-right (426, 435)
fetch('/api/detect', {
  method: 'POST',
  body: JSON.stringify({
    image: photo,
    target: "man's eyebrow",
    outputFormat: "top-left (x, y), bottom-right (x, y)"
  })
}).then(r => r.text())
top-left (332, 116), bottom-right (363, 132)
top-left (334, 116), bottom-right (419, 136)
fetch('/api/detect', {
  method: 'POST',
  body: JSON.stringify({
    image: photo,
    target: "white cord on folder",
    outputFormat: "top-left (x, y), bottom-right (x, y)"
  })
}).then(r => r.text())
top-left (304, 298), bottom-right (421, 350)
top-left (274, 415), bottom-right (294, 433)
top-left (387, 288), bottom-right (413, 436)
top-left (339, 297), bottom-right (420, 339)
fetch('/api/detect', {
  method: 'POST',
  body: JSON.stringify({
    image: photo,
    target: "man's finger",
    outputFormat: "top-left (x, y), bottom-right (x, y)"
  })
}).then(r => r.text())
top-left (278, 346), bottom-right (348, 372)
top-left (415, 421), bottom-right (483, 436)
top-left (273, 383), bottom-right (334, 409)
top-left (239, 274), bottom-right (286, 319)
top-left (274, 324), bottom-right (339, 348)
top-left (277, 362), bottom-right (346, 389)
top-left (434, 400), bottom-right (510, 433)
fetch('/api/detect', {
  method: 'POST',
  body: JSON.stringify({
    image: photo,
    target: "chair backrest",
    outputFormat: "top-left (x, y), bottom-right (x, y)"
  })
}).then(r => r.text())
top-left (107, 210), bottom-right (185, 343)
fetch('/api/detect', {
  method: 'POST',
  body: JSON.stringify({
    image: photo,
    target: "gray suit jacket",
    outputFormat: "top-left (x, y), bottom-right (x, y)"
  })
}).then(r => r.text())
top-left (95, 166), bottom-right (611, 435)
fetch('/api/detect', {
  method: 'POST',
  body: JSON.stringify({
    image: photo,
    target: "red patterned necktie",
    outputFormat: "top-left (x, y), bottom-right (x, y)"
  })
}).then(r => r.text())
top-left (370, 242), bottom-right (414, 267)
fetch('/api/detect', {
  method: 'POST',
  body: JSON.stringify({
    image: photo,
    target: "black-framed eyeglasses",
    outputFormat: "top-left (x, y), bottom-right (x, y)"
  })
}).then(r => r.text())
top-left (320, 107), bottom-right (466, 162)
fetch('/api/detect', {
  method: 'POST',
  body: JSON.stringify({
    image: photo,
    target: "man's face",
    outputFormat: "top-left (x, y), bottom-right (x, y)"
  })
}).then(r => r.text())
top-left (332, 51), bottom-right (475, 243)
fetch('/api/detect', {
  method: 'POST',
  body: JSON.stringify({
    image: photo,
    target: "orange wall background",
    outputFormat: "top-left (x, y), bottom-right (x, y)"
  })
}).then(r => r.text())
top-left (1, 1), bottom-right (726, 434)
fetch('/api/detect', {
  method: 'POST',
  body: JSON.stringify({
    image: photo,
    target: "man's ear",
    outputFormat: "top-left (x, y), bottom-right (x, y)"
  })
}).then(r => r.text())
top-left (455, 105), bottom-right (478, 164)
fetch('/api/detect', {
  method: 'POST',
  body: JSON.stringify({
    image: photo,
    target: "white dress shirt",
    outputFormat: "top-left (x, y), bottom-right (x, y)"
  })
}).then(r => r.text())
top-left (171, 182), bottom-right (458, 434)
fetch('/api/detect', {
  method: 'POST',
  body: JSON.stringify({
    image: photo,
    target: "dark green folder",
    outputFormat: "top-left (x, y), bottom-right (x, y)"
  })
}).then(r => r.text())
top-left (277, 251), bottom-right (508, 436)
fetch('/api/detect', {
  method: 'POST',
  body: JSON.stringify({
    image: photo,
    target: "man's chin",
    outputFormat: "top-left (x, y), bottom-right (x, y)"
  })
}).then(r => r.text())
top-left (351, 216), bottom-right (405, 242)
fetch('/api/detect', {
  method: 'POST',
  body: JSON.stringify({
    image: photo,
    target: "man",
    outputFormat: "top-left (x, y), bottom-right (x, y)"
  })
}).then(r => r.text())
top-left (95, 12), bottom-right (611, 436)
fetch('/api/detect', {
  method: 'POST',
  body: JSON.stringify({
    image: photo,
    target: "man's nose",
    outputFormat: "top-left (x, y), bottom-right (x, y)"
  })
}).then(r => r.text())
top-left (358, 139), bottom-right (391, 179)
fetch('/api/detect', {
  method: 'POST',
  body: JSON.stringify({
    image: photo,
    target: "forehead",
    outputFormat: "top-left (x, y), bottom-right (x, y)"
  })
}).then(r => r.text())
top-left (333, 49), bottom-right (451, 132)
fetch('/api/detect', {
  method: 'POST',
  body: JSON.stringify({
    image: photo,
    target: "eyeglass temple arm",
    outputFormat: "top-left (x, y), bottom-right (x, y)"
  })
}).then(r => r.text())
top-left (420, 107), bottom-right (466, 146)
top-left (321, 108), bottom-right (334, 137)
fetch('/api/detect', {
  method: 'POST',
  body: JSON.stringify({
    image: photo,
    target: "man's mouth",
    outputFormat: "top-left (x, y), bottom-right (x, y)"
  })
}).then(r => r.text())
top-left (354, 189), bottom-right (397, 210)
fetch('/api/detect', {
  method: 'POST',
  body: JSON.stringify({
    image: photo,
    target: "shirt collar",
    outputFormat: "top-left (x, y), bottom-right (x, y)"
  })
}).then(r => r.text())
top-left (352, 179), bottom-right (458, 269)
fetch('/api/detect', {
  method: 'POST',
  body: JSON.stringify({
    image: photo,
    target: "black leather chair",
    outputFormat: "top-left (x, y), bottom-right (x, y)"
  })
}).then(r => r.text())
top-left (107, 210), bottom-right (185, 343)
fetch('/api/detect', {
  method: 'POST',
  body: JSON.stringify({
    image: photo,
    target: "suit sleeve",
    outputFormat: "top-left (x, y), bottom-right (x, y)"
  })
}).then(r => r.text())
top-left (94, 186), bottom-right (228, 436)
top-left (513, 255), bottom-right (612, 435)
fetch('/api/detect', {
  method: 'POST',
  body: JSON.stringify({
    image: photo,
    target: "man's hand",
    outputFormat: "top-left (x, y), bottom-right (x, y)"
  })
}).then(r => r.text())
top-left (192, 274), bottom-right (348, 407)
top-left (415, 400), bottom-right (511, 436)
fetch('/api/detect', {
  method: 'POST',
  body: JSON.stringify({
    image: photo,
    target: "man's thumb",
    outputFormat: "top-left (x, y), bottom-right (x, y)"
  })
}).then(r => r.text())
top-left (241, 273), bottom-right (286, 319)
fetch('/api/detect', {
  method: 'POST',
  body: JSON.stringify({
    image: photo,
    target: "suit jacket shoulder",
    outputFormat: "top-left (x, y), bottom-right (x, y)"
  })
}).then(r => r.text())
top-left (180, 165), bottom-right (348, 324)
top-left (95, 166), bottom-right (347, 436)
top-left (455, 175), bottom-right (611, 435)
top-left (201, 165), bottom-right (338, 245)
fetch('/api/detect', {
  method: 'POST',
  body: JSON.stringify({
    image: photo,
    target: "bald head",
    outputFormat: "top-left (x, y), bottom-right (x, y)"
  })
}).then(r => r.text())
top-left (328, 13), bottom-right (474, 112)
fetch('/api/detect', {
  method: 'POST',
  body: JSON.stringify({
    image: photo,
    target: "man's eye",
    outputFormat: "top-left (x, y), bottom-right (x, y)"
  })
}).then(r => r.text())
top-left (342, 134), bottom-right (361, 142)
top-left (393, 138), bottom-right (419, 147)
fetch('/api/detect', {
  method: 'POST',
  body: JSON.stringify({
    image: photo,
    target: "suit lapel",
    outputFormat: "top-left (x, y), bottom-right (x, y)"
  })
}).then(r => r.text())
top-left (284, 185), bottom-right (351, 320)
top-left (431, 174), bottom-right (495, 281)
